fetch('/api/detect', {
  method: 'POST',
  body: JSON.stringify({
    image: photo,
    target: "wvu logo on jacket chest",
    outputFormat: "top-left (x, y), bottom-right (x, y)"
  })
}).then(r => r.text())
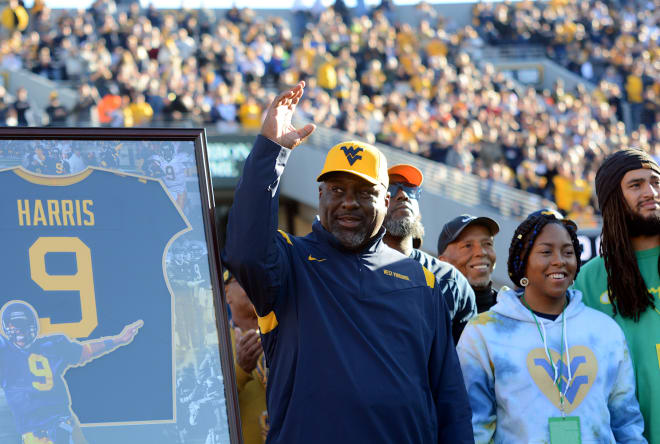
top-left (340, 146), bottom-right (364, 165)
top-left (526, 346), bottom-right (598, 414)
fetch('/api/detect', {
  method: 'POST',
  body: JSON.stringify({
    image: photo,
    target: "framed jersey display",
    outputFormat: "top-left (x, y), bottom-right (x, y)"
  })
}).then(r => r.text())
top-left (0, 128), bottom-right (241, 444)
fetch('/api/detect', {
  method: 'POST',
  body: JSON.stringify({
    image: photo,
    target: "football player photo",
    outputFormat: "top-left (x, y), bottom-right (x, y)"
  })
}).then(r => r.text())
top-left (0, 132), bottom-right (235, 443)
top-left (143, 142), bottom-right (193, 211)
top-left (0, 300), bottom-right (143, 444)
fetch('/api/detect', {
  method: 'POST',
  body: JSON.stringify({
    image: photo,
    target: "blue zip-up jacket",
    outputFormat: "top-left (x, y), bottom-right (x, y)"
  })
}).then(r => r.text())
top-left (223, 136), bottom-right (473, 444)
top-left (410, 249), bottom-right (476, 343)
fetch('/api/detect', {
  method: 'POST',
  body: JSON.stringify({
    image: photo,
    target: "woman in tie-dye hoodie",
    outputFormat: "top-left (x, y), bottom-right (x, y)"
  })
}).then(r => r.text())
top-left (457, 212), bottom-right (646, 443)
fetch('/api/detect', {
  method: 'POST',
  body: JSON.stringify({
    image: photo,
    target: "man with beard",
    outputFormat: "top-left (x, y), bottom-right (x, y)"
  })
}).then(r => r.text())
top-left (223, 81), bottom-right (473, 444)
top-left (438, 215), bottom-right (500, 317)
top-left (574, 148), bottom-right (660, 443)
top-left (383, 164), bottom-right (476, 344)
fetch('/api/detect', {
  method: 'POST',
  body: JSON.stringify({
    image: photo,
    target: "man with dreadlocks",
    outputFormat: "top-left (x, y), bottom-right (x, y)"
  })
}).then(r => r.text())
top-left (574, 148), bottom-right (660, 443)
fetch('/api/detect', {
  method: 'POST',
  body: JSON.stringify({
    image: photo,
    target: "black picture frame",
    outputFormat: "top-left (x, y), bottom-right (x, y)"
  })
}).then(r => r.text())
top-left (0, 127), bottom-right (241, 444)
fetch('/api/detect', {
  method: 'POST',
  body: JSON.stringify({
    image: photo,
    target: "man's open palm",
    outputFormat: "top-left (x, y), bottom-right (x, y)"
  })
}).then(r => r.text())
top-left (261, 81), bottom-right (316, 149)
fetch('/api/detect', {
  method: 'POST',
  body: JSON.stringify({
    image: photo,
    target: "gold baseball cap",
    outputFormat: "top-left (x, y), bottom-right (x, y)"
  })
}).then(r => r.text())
top-left (316, 141), bottom-right (389, 187)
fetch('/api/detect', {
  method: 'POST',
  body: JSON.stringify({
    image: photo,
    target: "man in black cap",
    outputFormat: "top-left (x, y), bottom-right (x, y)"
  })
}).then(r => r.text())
top-left (438, 215), bottom-right (500, 337)
top-left (383, 164), bottom-right (476, 345)
top-left (574, 148), bottom-right (660, 443)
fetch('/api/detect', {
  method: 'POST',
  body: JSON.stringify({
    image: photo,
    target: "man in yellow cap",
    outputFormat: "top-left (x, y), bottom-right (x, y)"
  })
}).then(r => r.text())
top-left (223, 81), bottom-right (473, 444)
top-left (383, 164), bottom-right (476, 344)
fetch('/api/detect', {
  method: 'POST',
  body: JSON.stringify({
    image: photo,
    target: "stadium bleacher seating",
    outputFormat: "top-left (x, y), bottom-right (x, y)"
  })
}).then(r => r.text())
top-left (0, 0), bottom-right (656, 223)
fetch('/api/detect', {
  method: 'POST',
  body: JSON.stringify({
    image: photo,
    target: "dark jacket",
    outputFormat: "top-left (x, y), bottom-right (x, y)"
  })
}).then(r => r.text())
top-left (409, 249), bottom-right (476, 344)
top-left (223, 135), bottom-right (473, 444)
top-left (474, 282), bottom-right (498, 314)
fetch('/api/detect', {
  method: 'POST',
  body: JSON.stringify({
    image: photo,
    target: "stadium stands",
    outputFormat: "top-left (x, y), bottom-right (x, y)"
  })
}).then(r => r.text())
top-left (0, 0), bottom-right (656, 223)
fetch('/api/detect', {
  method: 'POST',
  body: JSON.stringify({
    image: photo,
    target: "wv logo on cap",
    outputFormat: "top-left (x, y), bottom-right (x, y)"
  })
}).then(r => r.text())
top-left (340, 146), bottom-right (363, 166)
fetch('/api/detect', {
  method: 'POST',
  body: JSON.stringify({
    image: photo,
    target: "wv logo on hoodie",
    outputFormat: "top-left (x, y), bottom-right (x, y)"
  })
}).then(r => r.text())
top-left (526, 345), bottom-right (598, 414)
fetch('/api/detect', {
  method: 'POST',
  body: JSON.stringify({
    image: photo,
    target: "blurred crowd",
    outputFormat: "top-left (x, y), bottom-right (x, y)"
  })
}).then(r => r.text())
top-left (473, 0), bottom-right (658, 133)
top-left (0, 0), bottom-right (657, 223)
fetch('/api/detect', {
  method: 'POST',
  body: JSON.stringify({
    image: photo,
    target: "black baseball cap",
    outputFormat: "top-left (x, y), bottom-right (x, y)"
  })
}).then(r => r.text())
top-left (437, 214), bottom-right (500, 255)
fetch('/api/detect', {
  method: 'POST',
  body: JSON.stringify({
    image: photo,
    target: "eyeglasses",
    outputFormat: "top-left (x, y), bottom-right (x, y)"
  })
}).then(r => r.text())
top-left (388, 183), bottom-right (422, 200)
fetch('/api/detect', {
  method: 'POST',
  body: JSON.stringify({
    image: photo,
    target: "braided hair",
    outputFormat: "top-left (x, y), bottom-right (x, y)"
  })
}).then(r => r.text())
top-left (507, 214), bottom-right (582, 288)
top-left (600, 188), bottom-right (658, 320)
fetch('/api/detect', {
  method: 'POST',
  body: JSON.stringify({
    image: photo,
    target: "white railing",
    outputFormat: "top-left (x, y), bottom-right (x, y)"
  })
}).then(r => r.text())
top-left (479, 44), bottom-right (547, 60)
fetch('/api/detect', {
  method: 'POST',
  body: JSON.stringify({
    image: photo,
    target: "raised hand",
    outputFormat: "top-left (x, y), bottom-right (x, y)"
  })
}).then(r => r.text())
top-left (260, 81), bottom-right (316, 149)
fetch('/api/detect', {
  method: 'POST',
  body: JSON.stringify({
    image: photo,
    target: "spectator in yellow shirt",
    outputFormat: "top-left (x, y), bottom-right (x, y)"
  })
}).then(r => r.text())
top-left (126, 94), bottom-right (154, 127)
top-left (625, 63), bottom-right (645, 131)
top-left (1, 0), bottom-right (28, 32)
top-left (317, 54), bottom-right (337, 93)
top-left (226, 271), bottom-right (267, 444)
top-left (553, 161), bottom-right (593, 213)
top-left (238, 97), bottom-right (263, 129)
